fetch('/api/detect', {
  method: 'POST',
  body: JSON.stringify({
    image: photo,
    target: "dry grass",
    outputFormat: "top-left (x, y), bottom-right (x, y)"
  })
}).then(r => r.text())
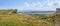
top-left (0, 14), bottom-right (54, 26)
top-left (0, 10), bottom-right (55, 26)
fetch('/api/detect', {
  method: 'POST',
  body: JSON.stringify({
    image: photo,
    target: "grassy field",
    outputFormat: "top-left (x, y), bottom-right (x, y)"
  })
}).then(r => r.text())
top-left (0, 10), bottom-right (56, 26)
top-left (0, 14), bottom-right (55, 26)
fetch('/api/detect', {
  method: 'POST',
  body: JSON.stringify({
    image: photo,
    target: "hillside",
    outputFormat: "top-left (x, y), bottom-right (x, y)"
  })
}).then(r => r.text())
top-left (0, 10), bottom-right (56, 26)
top-left (0, 14), bottom-right (55, 26)
top-left (0, 9), bottom-right (17, 15)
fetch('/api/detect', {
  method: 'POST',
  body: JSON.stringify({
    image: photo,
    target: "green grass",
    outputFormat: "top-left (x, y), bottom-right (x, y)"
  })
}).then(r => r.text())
top-left (0, 14), bottom-right (29, 26)
top-left (0, 10), bottom-right (55, 26)
top-left (0, 14), bottom-right (54, 26)
top-left (1, 9), bottom-right (60, 26)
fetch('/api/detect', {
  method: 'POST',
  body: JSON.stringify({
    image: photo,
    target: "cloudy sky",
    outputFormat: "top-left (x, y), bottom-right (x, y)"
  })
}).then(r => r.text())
top-left (0, 0), bottom-right (60, 11)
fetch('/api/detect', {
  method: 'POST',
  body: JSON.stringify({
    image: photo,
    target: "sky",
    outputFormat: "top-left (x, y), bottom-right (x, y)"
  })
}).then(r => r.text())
top-left (0, 0), bottom-right (60, 11)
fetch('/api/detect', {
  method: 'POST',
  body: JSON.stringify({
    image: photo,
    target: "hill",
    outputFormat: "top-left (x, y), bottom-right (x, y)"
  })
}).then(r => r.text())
top-left (0, 9), bottom-right (17, 15)
top-left (0, 9), bottom-right (56, 26)
top-left (0, 14), bottom-right (55, 26)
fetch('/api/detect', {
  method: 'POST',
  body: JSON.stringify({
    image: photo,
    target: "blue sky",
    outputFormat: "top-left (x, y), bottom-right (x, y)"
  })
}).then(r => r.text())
top-left (0, 0), bottom-right (60, 11)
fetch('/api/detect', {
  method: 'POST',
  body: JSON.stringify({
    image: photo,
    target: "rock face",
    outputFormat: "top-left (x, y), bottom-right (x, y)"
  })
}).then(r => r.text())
top-left (0, 9), bottom-right (17, 15)
top-left (56, 8), bottom-right (60, 14)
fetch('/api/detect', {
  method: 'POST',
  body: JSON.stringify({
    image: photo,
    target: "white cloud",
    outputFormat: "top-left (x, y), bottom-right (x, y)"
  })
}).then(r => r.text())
top-left (21, 0), bottom-right (60, 11)
top-left (30, 3), bottom-right (37, 8)
top-left (20, 2), bottom-right (30, 10)
top-left (25, 2), bottom-right (30, 8)
top-left (57, 0), bottom-right (60, 8)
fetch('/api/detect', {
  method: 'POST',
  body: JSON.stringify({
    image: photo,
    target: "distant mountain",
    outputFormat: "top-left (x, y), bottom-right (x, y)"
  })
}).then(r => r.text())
top-left (18, 10), bottom-right (56, 13)
top-left (24, 11), bottom-right (55, 13)
top-left (19, 11), bottom-right (56, 14)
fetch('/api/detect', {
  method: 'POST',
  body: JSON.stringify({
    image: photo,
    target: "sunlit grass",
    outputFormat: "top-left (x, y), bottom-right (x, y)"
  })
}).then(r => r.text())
top-left (0, 10), bottom-right (55, 26)
top-left (0, 14), bottom-right (54, 26)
